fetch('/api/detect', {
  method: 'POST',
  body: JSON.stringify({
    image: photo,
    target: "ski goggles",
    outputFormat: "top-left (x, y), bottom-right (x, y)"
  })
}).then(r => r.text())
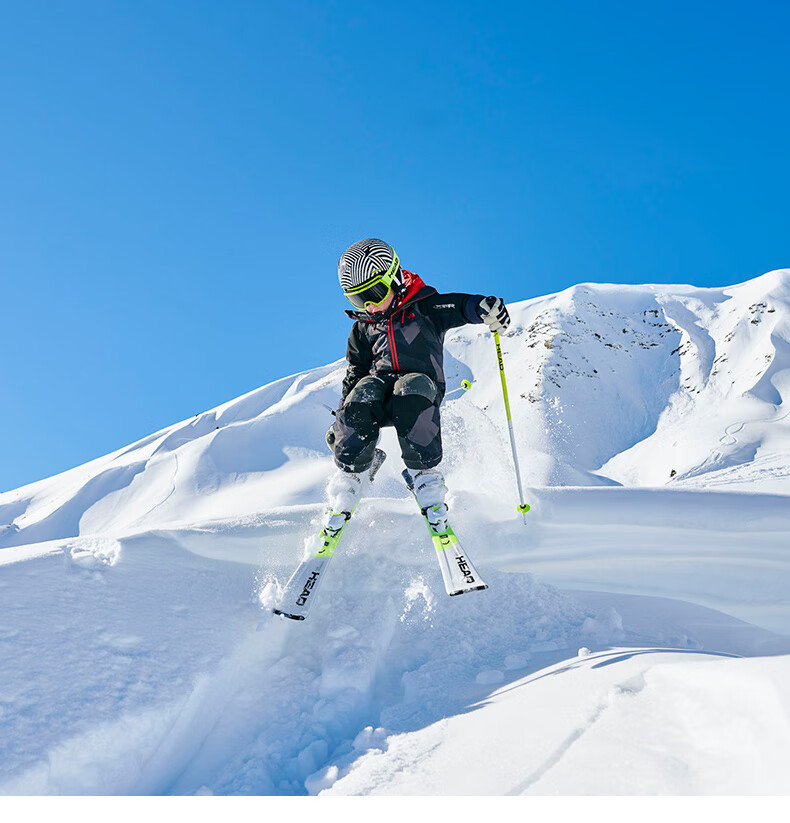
top-left (343, 252), bottom-right (400, 310)
top-left (343, 275), bottom-right (394, 309)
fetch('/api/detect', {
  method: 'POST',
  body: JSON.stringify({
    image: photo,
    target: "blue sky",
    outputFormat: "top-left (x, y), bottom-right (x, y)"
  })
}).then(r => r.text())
top-left (1, 0), bottom-right (788, 491)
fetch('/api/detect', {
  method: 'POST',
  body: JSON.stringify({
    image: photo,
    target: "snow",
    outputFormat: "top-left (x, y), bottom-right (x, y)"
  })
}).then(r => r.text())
top-left (1, 270), bottom-right (790, 795)
top-left (321, 649), bottom-right (790, 796)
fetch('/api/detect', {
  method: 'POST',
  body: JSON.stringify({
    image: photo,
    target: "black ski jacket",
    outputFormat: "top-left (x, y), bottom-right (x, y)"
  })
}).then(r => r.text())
top-left (341, 270), bottom-right (486, 403)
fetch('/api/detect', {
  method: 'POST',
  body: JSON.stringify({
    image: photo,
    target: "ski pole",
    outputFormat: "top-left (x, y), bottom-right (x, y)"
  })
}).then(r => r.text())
top-left (494, 332), bottom-right (530, 523)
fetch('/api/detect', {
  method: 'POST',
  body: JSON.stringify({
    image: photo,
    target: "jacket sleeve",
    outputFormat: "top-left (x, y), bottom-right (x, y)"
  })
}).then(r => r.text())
top-left (340, 323), bottom-right (373, 403)
top-left (421, 292), bottom-right (487, 333)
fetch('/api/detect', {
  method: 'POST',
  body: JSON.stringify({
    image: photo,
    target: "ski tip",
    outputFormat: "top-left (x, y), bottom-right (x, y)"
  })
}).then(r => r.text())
top-left (448, 584), bottom-right (488, 597)
top-left (369, 448), bottom-right (388, 482)
top-left (272, 608), bottom-right (306, 621)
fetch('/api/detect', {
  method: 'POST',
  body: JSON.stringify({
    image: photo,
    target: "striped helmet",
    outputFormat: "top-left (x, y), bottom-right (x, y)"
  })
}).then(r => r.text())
top-left (338, 238), bottom-right (403, 293)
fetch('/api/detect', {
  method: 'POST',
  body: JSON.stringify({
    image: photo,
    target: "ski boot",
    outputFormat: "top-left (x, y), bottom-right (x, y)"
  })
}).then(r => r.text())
top-left (404, 466), bottom-right (449, 534)
top-left (325, 448), bottom-right (387, 534)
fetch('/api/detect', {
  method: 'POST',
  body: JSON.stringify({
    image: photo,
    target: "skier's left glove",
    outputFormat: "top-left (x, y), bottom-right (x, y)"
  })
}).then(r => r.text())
top-left (478, 296), bottom-right (511, 335)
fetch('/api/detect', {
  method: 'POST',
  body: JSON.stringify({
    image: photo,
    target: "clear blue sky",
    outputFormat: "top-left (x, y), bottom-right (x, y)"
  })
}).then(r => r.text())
top-left (1, 0), bottom-right (788, 491)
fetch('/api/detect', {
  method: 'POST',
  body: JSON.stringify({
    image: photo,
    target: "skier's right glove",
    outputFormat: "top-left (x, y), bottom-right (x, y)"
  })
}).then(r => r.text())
top-left (478, 296), bottom-right (511, 335)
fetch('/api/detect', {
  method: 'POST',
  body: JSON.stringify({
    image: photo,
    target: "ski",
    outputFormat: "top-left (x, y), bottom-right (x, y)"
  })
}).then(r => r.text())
top-left (401, 470), bottom-right (488, 596)
top-left (272, 448), bottom-right (387, 621)
top-left (430, 526), bottom-right (488, 596)
top-left (272, 509), bottom-right (351, 621)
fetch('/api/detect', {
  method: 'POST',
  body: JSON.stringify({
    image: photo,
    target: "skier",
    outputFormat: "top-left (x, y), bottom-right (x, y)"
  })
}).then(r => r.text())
top-left (326, 237), bottom-right (511, 532)
top-left (271, 238), bottom-right (511, 620)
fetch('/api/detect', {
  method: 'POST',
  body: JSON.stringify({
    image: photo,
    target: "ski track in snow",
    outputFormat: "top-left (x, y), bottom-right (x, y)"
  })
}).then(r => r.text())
top-left (504, 647), bottom-right (743, 796)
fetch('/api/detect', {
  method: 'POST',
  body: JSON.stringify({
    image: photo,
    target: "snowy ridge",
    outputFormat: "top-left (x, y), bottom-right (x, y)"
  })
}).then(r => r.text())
top-left (448, 268), bottom-right (790, 489)
top-left (1, 271), bottom-right (789, 795)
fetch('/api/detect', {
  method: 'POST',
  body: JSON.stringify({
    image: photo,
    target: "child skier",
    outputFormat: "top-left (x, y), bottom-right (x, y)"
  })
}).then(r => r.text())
top-left (326, 237), bottom-right (510, 532)
top-left (271, 237), bottom-right (510, 620)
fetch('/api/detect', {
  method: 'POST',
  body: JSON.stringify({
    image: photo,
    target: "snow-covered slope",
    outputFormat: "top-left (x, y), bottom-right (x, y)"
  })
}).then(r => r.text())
top-left (463, 267), bottom-right (790, 490)
top-left (1, 271), bottom-right (789, 795)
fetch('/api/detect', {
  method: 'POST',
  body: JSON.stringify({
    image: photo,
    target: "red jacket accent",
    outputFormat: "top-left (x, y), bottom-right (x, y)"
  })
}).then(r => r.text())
top-left (395, 269), bottom-right (428, 308)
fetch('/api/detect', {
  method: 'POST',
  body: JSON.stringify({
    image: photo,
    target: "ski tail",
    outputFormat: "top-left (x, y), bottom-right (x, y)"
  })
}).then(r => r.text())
top-left (431, 525), bottom-right (488, 596)
top-left (272, 510), bottom-right (349, 621)
top-left (401, 469), bottom-right (488, 596)
top-left (368, 447), bottom-right (387, 481)
top-left (272, 449), bottom-right (387, 622)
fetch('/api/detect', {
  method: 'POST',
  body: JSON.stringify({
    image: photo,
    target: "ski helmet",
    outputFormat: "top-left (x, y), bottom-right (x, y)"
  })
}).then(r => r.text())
top-left (338, 238), bottom-right (403, 309)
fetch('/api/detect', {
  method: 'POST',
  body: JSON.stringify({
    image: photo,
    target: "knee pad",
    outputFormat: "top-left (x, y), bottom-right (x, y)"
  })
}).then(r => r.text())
top-left (344, 375), bottom-right (389, 406)
top-left (389, 376), bottom-right (443, 470)
top-left (392, 373), bottom-right (438, 404)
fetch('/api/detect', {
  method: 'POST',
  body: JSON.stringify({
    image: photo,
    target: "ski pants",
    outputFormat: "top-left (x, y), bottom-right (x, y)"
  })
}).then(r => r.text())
top-left (329, 373), bottom-right (443, 472)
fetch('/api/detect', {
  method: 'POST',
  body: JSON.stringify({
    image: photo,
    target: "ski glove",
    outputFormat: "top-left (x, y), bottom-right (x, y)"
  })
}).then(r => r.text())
top-left (478, 296), bottom-right (511, 335)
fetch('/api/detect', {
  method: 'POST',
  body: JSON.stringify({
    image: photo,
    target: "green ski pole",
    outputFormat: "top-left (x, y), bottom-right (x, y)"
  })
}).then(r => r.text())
top-left (494, 332), bottom-right (531, 523)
